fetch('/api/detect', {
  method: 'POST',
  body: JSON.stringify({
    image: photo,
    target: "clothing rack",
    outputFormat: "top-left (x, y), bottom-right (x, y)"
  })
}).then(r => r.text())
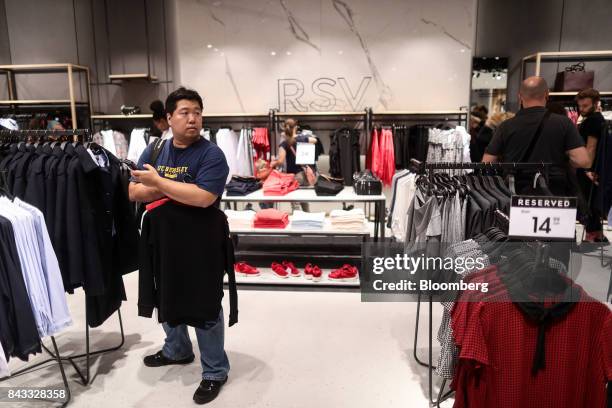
top-left (0, 129), bottom-right (127, 406)
top-left (0, 128), bottom-right (92, 143)
top-left (410, 160), bottom-right (553, 407)
top-left (367, 108), bottom-right (469, 129)
top-left (0, 163), bottom-right (71, 406)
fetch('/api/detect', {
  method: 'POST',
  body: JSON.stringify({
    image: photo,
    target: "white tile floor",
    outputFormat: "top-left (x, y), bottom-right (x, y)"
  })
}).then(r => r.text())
top-left (6, 272), bottom-right (448, 408)
top-left (6, 227), bottom-right (611, 408)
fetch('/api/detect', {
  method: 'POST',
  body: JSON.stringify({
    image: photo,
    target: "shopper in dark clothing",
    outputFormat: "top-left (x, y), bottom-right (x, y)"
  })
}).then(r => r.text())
top-left (469, 105), bottom-right (488, 162)
top-left (472, 111), bottom-right (515, 162)
top-left (130, 87), bottom-right (232, 405)
top-left (575, 88), bottom-right (608, 243)
top-left (483, 76), bottom-right (591, 195)
top-left (271, 118), bottom-right (318, 176)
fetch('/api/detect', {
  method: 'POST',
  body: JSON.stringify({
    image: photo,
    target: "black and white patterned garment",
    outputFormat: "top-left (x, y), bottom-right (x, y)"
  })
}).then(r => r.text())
top-left (434, 240), bottom-right (568, 380)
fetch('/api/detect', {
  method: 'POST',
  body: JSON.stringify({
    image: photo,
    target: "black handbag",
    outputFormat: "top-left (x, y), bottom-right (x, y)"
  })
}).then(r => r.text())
top-left (353, 170), bottom-right (382, 195)
top-left (315, 174), bottom-right (344, 196)
top-left (554, 62), bottom-right (594, 92)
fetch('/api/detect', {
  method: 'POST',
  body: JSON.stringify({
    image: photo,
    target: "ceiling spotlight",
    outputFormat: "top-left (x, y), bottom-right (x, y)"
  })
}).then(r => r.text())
top-left (207, 44), bottom-right (213, 49)
top-left (270, 51), bottom-right (277, 56)
top-left (460, 49), bottom-right (466, 53)
top-left (286, 51), bottom-right (292, 56)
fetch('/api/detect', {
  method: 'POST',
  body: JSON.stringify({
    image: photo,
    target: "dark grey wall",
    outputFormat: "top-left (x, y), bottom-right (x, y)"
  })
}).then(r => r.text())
top-left (475, 0), bottom-right (612, 111)
top-left (0, 0), bottom-right (176, 117)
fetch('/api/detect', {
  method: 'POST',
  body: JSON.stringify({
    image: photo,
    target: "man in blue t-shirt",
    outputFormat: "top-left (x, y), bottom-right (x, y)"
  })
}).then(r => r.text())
top-left (129, 87), bottom-right (230, 404)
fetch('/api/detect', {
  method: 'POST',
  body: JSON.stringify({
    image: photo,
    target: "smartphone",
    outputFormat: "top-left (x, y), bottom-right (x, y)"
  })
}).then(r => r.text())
top-left (122, 159), bottom-right (138, 170)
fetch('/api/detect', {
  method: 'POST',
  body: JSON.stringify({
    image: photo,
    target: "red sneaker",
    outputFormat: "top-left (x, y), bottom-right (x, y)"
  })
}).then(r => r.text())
top-left (328, 264), bottom-right (358, 281)
top-left (234, 262), bottom-right (260, 277)
top-left (271, 262), bottom-right (289, 278)
top-left (311, 265), bottom-right (322, 282)
top-left (304, 263), bottom-right (314, 280)
top-left (282, 261), bottom-right (300, 277)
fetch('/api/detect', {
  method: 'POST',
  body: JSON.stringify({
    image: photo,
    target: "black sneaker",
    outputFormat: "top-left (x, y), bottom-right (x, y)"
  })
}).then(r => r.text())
top-left (143, 350), bottom-right (195, 367)
top-left (193, 377), bottom-right (228, 405)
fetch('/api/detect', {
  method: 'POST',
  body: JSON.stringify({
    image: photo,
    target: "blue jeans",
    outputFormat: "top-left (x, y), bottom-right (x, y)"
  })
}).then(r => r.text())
top-left (161, 309), bottom-right (230, 381)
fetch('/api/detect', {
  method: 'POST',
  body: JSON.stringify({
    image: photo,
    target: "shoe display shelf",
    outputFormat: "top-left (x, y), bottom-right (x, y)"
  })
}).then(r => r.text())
top-left (222, 186), bottom-right (386, 288)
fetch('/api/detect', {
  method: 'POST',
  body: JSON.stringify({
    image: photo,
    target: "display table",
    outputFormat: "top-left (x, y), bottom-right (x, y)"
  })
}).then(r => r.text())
top-left (222, 186), bottom-right (385, 287)
top-left (229, 220), bottom-right (370, 236)
top-left (222, 186), bottom-right (386, 240)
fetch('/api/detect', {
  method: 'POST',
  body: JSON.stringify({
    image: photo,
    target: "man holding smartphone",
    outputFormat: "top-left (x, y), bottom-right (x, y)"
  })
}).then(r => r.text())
top-left (129, 87), bottom-right (231, 404)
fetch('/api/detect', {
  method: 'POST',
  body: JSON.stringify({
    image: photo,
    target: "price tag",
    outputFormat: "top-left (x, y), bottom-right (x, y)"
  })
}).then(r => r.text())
top-left (295, 142), bottom-right (315, 165)
top-left (508, 195), bottom-right (577, 239)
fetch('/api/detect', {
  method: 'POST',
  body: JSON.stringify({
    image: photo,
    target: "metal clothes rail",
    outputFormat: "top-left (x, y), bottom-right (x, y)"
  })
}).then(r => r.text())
top-left (411, 160), bottom-right (553, 407)
top-left (0, 129), bottom-right (127, 406)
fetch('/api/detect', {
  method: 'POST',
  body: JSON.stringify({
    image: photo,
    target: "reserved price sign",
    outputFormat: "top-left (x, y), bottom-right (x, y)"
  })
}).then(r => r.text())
top-left (508, 196), bottom-right (577, 239)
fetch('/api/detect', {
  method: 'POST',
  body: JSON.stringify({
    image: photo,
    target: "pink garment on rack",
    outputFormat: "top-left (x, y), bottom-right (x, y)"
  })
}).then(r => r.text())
top-left (380, 128), bottom-right (395, 186)
top-left (252, 127), bottom-right (270, 161)
top-left (370, 128), bottom-right (381, 178)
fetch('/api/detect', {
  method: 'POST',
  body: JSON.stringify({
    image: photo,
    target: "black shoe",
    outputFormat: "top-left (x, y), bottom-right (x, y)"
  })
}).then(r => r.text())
top-left (143, 350), bottom-right (195, 367)
top-left (193, 377), bottom-right (228, 405)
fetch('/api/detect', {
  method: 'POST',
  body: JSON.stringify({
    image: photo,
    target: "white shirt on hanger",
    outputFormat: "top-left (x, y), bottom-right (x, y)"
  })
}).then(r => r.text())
top-left (14, 198), bottom-right (72, 336)
top-left (235, 129), bottom-right (253, 177)
top-left (101, 130), bottom-right (118, 157)
top-left (216, 128), bottom-right (239, 183)
top-left (127, 128), bottom-right (148, 162)
top-left (0, 198), bottom-right (52, 338)
top-left (391, 173), bottom-right (416, 242)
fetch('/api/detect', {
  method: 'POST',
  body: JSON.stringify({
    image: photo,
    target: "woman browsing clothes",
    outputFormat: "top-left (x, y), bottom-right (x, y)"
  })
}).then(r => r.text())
top-left (270, 118), bottom-right (318, 211)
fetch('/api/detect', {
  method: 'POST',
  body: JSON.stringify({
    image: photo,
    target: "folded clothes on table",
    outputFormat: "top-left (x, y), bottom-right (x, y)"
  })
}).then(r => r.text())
top-left (225, 209), bottom-right (256, 229)
top-left (290, 211), bottom-right (325, 230)
top-left (226, 176), bottom-right (262, 196)
top-left (253, 208), bottom-right (290, 228)
top-left (263, 170), bottom-right (299, 196)
top-left (329, 208), bottom-right (367, 231)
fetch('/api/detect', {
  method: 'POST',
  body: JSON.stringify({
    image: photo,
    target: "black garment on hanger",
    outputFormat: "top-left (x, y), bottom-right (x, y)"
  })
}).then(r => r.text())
top-left (69, 145), bottom-right (140, 327)
top-left (330, 128), bottom-right (360, 186)
top-left (139, 201), bottom-right (238, 328)
top-left (54, 143), bottom-right (76, 292)
top-left (0, 216), bottom-right (42, 361)
top-left (408, 125), bottom-right (429, 162)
